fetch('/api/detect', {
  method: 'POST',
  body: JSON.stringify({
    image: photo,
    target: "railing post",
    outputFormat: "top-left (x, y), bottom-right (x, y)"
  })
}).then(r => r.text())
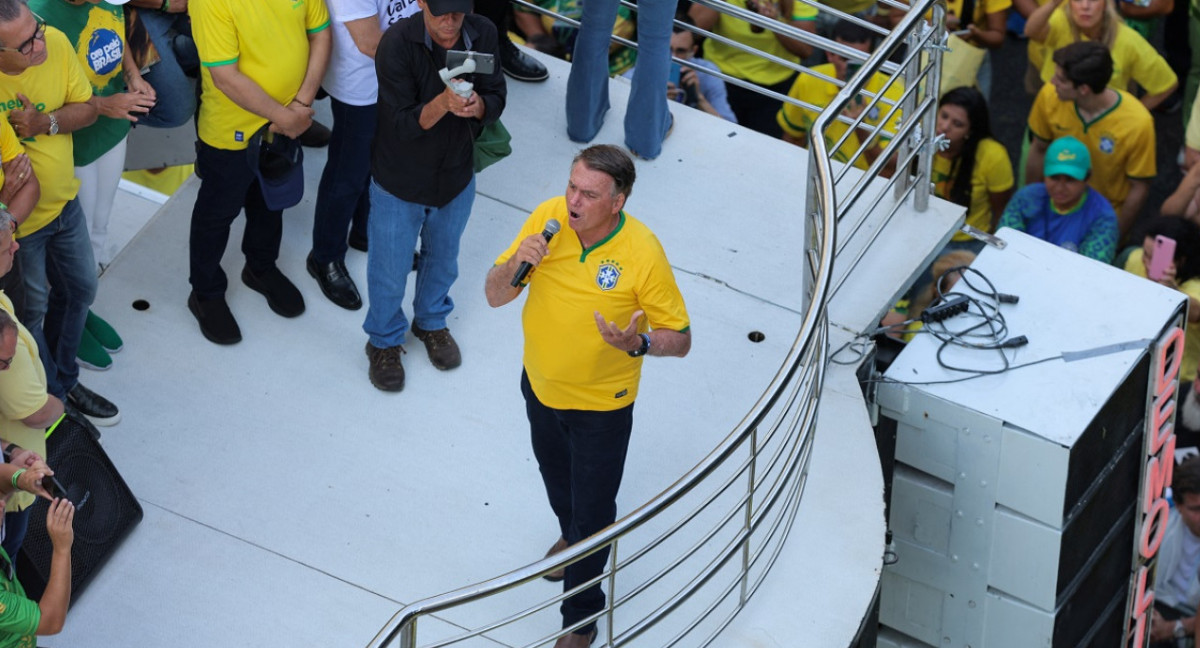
top-left (606, 538), bottom-right (618, 647)
top-left (892, 27), bottom-right (921, 204)
top-left (399, 619), bottom-right (416, 648)
top-left (740, 425), bottom-right (759, 606)
top-left (913, 10), bottom-right (947, 212)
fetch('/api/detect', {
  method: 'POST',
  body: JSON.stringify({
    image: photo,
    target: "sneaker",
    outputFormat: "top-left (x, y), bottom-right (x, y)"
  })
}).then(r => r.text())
top-left (188, 292), bottom-right (242, 345)
top-left (365, 342), bottom-right (405, 392)
top-left (410, 325), bottom-right (461, 370)
top-left (501, 40), bottom-right (548, 82)
top-left (241, 266), bottom-right (305, 317)
top-left (76, 328), bottom-right (112, 371)
top-left (85, 310), bottom-right (123, 353)
top-left (67, 382), bottom-right (120, 427)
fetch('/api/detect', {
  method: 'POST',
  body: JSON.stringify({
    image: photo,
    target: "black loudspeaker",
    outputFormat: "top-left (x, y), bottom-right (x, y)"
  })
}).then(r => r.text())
top-left (14, 412), bottom-right (142, 602)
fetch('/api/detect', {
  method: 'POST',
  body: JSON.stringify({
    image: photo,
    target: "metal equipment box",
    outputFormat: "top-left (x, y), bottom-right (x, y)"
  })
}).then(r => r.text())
top-left (873, 229), bottom-right (1186, 647)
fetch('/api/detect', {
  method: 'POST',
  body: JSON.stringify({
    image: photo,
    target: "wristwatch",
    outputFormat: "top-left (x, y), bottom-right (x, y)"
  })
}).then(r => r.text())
top-left (46, 112), bottom-right (58, 136)
top-left (1175, 619), bottom-right (1187, 639)
top-left (627, 333), bottom-right (650, 358)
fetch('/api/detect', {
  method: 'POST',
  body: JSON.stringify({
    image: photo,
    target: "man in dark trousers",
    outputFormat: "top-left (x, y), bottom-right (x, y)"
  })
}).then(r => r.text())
top-left (486, 145), bottom-right (691, 647)
top-left (364, 0), bottom-right (505, 392)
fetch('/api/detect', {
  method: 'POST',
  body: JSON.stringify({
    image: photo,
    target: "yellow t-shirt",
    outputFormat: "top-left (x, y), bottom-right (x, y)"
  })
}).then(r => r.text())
top-left (1124, 248), bottom-right (1200, 381)
top-left (1039, 10), bottom-right (1177, 95)
top-left (705, 0), bottom-right (803, 87)
top-left (944, 0), bottom-right (1012, 27)
top-left (777, 63), bottom-right (903, 170)
top-left (0, 28), bottom-right (91, 238)
top-left (495, 197), bottom-right (690, 411)
top-left (191, 0), bottom-right (330, 150)
top-left (933, 138), bottom-right (1014, 241)
top-left (1187, 93), bottom-right (1200, 151)
top-left (1028, 85), bottom-right (1155, 214)
top-left (0, 293), bottom-right (49, 513)
top-left (0, 118), bottom-right (22, 185)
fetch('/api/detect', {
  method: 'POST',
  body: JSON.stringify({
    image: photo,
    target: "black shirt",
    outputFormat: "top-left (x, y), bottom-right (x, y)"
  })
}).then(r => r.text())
top-left (372, 13), bottom-right (506, 207)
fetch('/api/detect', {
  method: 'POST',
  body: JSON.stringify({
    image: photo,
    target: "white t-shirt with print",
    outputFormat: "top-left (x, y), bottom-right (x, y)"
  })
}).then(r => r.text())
top-left (323, 0), bottom-right (419, 105)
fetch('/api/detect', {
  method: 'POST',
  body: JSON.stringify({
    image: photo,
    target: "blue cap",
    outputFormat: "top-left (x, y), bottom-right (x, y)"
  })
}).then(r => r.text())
top-left (246, 125), bottom-right (304, 212)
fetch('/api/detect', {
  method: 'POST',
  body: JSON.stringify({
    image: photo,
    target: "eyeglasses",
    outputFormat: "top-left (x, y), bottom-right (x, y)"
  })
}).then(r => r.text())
top-left (671, 47), bottom-right (693, 56)
top-left (0, 13), bottom-right (45, 57)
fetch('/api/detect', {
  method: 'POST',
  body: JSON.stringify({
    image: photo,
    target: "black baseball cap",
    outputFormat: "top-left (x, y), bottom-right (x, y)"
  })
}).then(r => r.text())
top-left (425, 0), bottom-right (472, 15)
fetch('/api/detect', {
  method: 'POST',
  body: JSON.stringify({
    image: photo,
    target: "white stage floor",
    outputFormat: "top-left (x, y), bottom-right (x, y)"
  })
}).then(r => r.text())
top-left (53, 52), bottom-right (962, 647)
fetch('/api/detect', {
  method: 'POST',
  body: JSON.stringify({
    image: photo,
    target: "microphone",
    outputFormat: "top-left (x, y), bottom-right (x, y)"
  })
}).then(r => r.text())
top-left (511, 219), bottom-right (560, 287)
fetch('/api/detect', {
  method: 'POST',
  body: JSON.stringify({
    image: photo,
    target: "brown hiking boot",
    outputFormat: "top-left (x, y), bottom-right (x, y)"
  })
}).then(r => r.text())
top-left (410, 325), bottom-right (461, 370)
top-left (365, 342), bottom-right (405, 392)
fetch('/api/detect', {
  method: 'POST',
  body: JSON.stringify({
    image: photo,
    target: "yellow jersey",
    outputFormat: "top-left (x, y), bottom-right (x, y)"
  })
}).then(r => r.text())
top-left (192, 0), bottom-right (330, 150)
top-left (0, 28), bottom-right (91, 237)
top-left (496, 197), bottom-right (690, 411)
top-left (1028, 85), bottom-right (1155, 214)
top-left (777, 63), bottom-right (903, 170)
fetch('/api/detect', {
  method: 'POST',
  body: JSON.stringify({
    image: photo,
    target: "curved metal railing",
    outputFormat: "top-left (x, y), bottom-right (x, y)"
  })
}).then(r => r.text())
top-left (367, 1), bottom-right (944, 645)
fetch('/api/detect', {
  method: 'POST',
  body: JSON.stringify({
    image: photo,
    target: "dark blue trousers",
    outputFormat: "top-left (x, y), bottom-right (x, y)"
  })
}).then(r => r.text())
top-left (523, 370), bottom-right (634, 636)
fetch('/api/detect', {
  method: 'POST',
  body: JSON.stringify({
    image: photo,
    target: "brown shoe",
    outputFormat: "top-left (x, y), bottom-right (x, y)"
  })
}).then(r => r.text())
top-left (553, 628), bottom-right (597, 647)
top-left (410, 325), bottom-right (461, 370)
top-left (543, 536), bottom-right (568, 582)
top-left (365, 342), bottom-right (405, 392)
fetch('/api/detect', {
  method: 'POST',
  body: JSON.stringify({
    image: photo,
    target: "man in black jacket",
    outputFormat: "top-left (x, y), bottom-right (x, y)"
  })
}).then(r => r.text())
top-left (363, 0), bottom-right (505, 392)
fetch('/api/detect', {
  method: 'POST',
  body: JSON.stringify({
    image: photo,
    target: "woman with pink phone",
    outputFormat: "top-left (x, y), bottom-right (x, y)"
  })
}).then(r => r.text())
top-left (1123, 217), bottom-right (1200, 380)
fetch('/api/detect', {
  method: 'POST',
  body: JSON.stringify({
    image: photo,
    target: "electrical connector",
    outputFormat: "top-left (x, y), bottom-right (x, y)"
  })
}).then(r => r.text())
top-left (921, 294), bottom-right (970, 323)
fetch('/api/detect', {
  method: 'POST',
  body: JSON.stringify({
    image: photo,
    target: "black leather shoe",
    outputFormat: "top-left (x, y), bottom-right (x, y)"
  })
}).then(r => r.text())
top-left (67, 383), bottom-right (121, 427)
top-left (299, 120), bottom-right (332, 148)
top-left (306, 253), bottom-right (362, 310)
top-left (348, 228), bottom-right (368, 253)
top-left (501, 41), bottom-right (548, 82)
top-left (188, 291), bottom-right (242, 345)
top-left (241, 266), bottom-right (305, 317)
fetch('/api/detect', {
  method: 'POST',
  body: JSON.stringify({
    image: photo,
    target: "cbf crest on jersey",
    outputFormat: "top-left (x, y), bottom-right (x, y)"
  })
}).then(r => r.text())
top-left (596, 259), bottom-right (622, 291)
top-left (1099, 135), bottom-right (1115, 155)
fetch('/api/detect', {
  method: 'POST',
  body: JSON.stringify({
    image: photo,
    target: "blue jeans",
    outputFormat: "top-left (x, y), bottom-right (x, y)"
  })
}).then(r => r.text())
top-left (136, 10), bottom-right (195, 129)
top-left (523, 371), bottom-right (634, 636)
top-left (1, 508), bottom-right (30, 561)
top-left (312, 98), bottom-right (374, 264)
top-left (17, 198), bottom-right (97, 399)
top-left (565, 0), bottom-right (674, 159)
top-left (363, 178), bottom-right (474, 348)
top-left (190, 141), bottom-right (284, 299)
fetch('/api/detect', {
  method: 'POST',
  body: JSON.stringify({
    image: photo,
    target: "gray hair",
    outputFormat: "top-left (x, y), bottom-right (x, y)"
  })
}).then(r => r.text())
top-left (572, 145), bottom-right (636, 200)
top-left (0, 309), bottom-right (17, 340)
top-left (0, 210), bottom-right (16, 235)
top-left (0, 0), bottom-right (27, 30)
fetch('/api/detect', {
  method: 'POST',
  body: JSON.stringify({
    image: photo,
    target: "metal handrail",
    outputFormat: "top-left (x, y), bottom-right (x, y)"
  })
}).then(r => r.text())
top-left (367, 0), bottom-right (944, 645)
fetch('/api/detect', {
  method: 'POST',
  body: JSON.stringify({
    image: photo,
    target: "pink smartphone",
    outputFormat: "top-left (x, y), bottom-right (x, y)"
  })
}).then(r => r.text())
top-left (1149, 235), bottom-right (1177, 281)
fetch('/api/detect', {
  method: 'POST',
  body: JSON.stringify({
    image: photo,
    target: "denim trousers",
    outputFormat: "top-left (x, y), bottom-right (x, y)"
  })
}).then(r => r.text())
top-left (1, 508), bottom-right (30, 560)
top-left (190, 141), bottom-right (283, 299)
top-left (565, 0), bottom-right (674, 159)
top-left (362, 177), bottom-right (474, 348)
top-left (136, 10), bottom-right (195, 129)
top-left (18, 198), bottom-right (97, 399)
top-left (312, 97), bottom-right (374, 264)
top-left (522, 371), bottom-right (634, 636)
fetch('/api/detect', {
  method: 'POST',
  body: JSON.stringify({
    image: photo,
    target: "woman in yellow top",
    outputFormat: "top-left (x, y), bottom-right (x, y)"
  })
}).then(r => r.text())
top-left (932, 87), bottom-right (1014, 251)
top-left (1024, 0), bottom-right (1177, 109)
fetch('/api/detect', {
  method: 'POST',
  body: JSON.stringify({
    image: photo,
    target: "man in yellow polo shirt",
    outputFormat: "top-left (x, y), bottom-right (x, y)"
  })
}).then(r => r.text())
top-left (1026, 41), bottom-right (1155, 240)
top-left (0, 0), bottom-right (121, 428)
top-left (187, 0), bottom-right (330, 345)
top-left (485, 145), bottom-right (691, 648)
top-left (0, 210), bottom-right (63, 565)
